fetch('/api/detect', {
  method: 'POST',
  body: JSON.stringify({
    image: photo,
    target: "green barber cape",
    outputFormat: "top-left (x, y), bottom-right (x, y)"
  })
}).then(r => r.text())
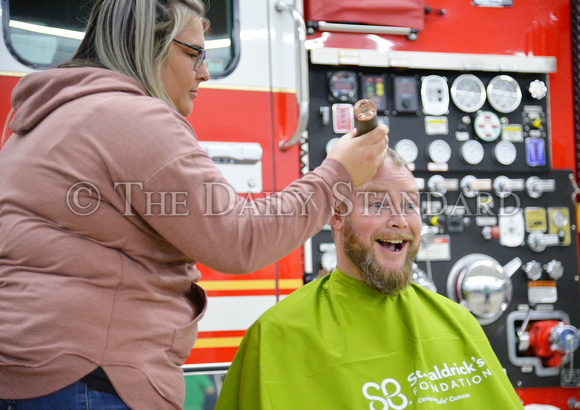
top-left (216, 269), bottom-right (523, 409)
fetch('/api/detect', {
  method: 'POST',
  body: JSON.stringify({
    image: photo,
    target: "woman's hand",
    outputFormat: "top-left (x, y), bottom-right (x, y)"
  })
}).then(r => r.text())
top-left (327, 124), bottom-right (389, 187)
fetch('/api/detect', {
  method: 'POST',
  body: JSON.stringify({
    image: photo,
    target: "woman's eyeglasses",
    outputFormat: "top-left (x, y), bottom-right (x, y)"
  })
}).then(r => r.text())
top-left (172, 39), bottom-right (207, 70)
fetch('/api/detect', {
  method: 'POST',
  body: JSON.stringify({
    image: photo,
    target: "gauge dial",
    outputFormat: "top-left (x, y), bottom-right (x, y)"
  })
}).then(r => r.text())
top-left (494, 140), bottom-right (517, 165)
top-left (450, 74), bottom-right (486, 113)
top-left (328, 71), bottom-right (358, 102)
top-left (474, 111), bottom-right (502, 142)
top-left (320, 250), bottom-right (337, 272)
top-left (428, 139), bottom-right (452, 164)
top-left (395, 139), bottom-right (419, 164)
top-left (325, 137), bottom-right (339, 155)
top-left (487, 75), bottom-right (522, 113)
top-left (460, 140), bottom-right (485, 165)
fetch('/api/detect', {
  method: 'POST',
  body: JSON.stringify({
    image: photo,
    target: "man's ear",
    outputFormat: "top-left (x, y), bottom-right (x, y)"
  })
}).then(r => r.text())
top-left (330, 211), bottom-right (344, 232)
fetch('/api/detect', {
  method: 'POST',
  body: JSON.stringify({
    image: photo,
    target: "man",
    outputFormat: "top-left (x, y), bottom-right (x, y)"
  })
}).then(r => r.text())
top-left (215, 148), bottom-right (523, 409)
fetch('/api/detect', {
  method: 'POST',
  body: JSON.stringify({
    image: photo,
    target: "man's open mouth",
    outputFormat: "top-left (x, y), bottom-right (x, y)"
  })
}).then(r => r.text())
top-left (376, 239), bottom-right (407, 252)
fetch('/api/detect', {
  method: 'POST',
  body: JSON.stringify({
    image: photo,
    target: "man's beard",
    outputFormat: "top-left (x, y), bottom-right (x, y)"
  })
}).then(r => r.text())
top-left (342, 221), bottom-right (419, 296)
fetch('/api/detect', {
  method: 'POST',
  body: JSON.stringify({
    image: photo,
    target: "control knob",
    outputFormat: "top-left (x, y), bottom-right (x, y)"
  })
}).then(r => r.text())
top-left (523, 260), bottom-right (542, 281)
top-left (493, 176), bottom-right (525, 198)
top-left (427, 175), bottom-right (459, 195)
top-left (527, 230), bottom-right (561, 253)
top-left (526, 176), bottom-right (556, 198)
top-left (528, 79), bottom-right (547, 100)
top-left (544, 260), bottom-right (564, 281)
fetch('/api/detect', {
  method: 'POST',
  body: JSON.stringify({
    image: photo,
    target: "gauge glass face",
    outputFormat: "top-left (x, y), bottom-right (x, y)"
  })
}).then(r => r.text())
top-left (494, 140), bottom-right (517, 165)
top-left (395, 139), bottom-right (419, 164)
top-left (320, 251), bottom-right (337, 272)
top-left (450, 74), bottom-right (486, 113)
top-left (328, 71), bottom-right (358, 102)
top-left (487, 75), bottom-right (522, 113)
top-left (428, 139), bottom-right (452, 164)
top-left (474, 111), bottom-right (502, 142)
top-left (325, 137), bottom-right (340, 155)
top-left (460, 140), bottom-right (484, 165)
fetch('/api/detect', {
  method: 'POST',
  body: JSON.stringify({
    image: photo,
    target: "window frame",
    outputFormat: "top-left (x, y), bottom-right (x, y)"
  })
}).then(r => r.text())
top-left (1, 0), bottom-right (240, 78)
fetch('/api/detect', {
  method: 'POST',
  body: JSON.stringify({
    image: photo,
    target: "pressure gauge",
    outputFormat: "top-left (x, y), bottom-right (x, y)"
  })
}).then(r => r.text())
top-left (325, 137), bottom-right (339, 155)
top-left (450, 74), bottom-right (486, 113)
top-left (494, 140), bottom-right (517, 165)
top-left (428, 139), bottom-right (452, 164)
top-left (460, 140), bottom-right (485, 165)
top-left (320, 250), bottom-right (337, 272)
top-left (395, 139), bottom-right (419, 164)
top-left (474, 111), bottom-right (502, 142)
top-left (328, 71), bottom-right (358, 102)
top-left (487, 75), bottom-right (522, 113)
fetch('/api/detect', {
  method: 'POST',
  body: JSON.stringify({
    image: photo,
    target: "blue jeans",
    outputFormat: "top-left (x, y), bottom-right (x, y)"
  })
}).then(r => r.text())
top-left (0, 380), bottom-right (129, 410)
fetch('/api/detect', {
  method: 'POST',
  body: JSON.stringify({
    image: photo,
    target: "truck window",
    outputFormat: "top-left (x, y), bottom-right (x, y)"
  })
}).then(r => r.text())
top-left (4, 0), bottom-right (238, 78)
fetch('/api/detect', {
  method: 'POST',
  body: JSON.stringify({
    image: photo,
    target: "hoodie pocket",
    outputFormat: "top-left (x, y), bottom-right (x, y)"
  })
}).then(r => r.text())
top-left (167, 283), bottom-right (208, 365)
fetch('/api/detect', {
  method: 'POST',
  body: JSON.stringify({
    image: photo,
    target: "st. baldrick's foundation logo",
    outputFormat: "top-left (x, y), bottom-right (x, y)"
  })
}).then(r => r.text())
top-left (362, 378), bottom-right (408, 410)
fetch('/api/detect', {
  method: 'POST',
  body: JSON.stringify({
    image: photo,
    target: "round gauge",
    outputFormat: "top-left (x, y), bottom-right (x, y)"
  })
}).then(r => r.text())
top-left (395, 139), bottom-right (419, 164)
top-left (460, 140), bottom-right (484, 165)
top-left (328, 71), bottom-right (358, 102)
top-left (320, 250), bottom-right (337, 272)
top-left (450, 74), bottom-right (486, 113)
top-left (428, 139), bottom-right (452, 164)
top-left (474, 110), bottom-right (502, 142)
top-left (487, 75), bottom-right (522, 113)
top-left (494, 140), bottom-right (517, 165)
top-left (325, 137), bottom-right (340, 155)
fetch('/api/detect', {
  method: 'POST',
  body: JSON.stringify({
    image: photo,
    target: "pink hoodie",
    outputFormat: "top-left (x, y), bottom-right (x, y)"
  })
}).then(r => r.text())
top-left (0, 67), bottom-right (351, 408)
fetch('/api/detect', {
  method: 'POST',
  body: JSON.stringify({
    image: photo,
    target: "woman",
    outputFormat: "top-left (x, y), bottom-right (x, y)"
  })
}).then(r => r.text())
top-left (0, 0), bottom-right (388, 408)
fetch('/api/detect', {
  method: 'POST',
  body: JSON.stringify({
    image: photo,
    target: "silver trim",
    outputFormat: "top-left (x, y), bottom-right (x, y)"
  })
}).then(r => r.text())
top-left (276, 2), bottom-right (310, 151)
top-left (310, 48), bottom-right (557, 73)
top-left (506, 310), bottom-right (571, 377)
top-left (451, 74), bottom-right (487, 113)
top-left (313, 21), bottom-right (413, 37)
top-left (487, 75), bottom-right (523, 113)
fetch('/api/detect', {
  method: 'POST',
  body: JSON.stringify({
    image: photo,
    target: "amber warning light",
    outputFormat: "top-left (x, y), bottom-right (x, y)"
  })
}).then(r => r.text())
top-left (353, 99), bottom-right (378, 136)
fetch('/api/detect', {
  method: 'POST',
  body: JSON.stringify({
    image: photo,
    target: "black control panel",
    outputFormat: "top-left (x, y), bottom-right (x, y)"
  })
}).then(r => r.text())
top-left (305, 62), bottom-right (580, 389)
top-left (309, 65), bottom-right (550, 176)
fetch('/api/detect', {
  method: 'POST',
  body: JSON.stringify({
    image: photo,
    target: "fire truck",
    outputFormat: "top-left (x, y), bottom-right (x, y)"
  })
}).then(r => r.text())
top-left (1, 0), bottom-right (580, 407)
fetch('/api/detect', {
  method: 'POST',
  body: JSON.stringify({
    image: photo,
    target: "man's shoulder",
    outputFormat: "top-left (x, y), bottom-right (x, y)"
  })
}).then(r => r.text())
top-left (407, 284), bottom-right (483, 329)
top-left (409, 283), bottom-right (466, 309)
top-left (256, 276), bottom-right (328, 325)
